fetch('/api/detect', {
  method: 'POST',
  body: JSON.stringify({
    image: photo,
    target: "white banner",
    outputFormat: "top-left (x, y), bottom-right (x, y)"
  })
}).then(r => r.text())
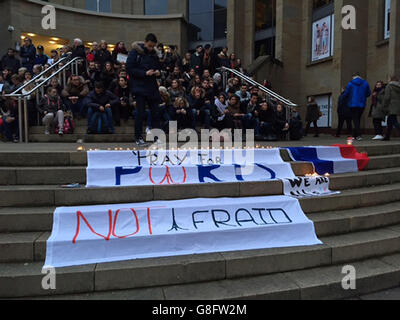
top-left (44, 196), bottom-right (322, 268)
top-left (86, 149), bottom-right (296, 187)
top-left (282, 176), bottom-right (340, 198)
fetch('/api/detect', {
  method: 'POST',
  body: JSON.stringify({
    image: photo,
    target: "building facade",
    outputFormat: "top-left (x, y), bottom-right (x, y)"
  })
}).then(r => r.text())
top-left (1, 0), bottom-right (399, 132)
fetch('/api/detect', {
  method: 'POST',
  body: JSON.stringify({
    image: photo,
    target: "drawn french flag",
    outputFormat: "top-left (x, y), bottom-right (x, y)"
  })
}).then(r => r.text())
top-left (285, 145), bottom-right (370, 175)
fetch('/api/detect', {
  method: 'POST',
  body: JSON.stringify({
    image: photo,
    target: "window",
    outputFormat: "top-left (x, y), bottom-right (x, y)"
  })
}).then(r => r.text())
top-left (145, 0), bottom-right (168, 15)
top-left (254, 0), bottom-right (276, 59)
top-left (311, 1), bottom-right (334, 62)
top-left (188, 0), bottom-right (227, 44)
top-left (86, 0), bottom-right (111, 13)
top-left (256, 0), bottom-right (276, 31)
top-left (385, 0), bottom-right (390, 39)
top-left (313, 0), bottom-right (333, 10)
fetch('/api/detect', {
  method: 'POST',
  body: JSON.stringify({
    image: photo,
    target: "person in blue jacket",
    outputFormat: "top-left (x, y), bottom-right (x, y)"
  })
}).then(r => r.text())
top-left (126, 33), bottom-right (162, 147)
top-left (342, 72), bottom-right (371, 141)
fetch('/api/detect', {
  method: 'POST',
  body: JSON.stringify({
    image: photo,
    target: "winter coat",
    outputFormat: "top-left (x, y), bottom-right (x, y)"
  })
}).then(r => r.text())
top-left (37, 94), bottom-right (66, 115)
top-left (371, 88), bottom-right (386, 119)
top-left (258, 107), bottom-right (275, 124)
top-left (383, 81), bottom-right (400, 116)
top-left (306, 102), bottom-right (320, 122)
top-left (34, 54), bottom-right (49, 66)
top-left (20, 45), bottom-right (36, 69)
top-left (190, 52), bottom-right (203, 72)
top-left (337, 93), bottom-right (352, 118)
top-left (343, 77), bottom-right (372, 108)
top-left (227, 101), bottom-right (242, 115)
top-left (61, 77), bottom-right (89, 98)
top-left (1, 55), bottom-right (21, 73)
top-left (95, 48), bottom-right (113, 67)
top-left (86, 90), bottom-right (119, 113)
top-left (71, 45), bottom-right (86, 60)
top-left (126, 42), bottom-right (161, 98)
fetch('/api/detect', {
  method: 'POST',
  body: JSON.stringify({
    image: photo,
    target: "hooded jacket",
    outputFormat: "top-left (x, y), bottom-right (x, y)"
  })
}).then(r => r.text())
top-left (383, 81), bottom-right (400, 116)
top-left (126, 42), bottom-right (161, 98)
top-left (343, 77), bottom-right (371, 108)
top-left (37, 94), bottom-right (66, 115)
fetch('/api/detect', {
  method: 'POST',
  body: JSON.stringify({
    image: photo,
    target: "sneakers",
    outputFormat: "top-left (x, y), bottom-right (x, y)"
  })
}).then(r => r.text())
top-left (58, 129), bottom-right (64, 136)
top-left (44, 130), bottom-right (50, 135)
top-left (136, 137), bottom-right (148, 147)
top-left (355, 136), bottom-right (363, 141)
top-left (146, 127), bottom-right (151, 135)
top-left (372, 135), bottom-right (384, 140)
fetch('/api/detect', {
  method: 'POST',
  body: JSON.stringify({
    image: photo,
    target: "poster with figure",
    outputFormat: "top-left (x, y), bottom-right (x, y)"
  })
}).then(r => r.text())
top-left (312, 15), bottom-right (332, 62)
top-left (314, 94), bottom-right (332, 128)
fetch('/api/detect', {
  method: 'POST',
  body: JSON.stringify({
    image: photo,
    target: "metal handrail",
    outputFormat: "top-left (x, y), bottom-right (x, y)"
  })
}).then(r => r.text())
top-left (220, 66), bottom-right (298, 107)
top-left (8, 57), bottom-right (69, 96)
top-left (4, 57), bottom-right (84, 143)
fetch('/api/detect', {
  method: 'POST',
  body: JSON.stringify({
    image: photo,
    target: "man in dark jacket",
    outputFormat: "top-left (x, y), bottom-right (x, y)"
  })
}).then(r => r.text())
top-left (34, 45), bottom-right (49, 66)
top-left (336, 88), bottom-right (353, 137)
top-left (86, 82), bottom-right (119, 134)
top-left (126, 33), bottom-right (162, 146)
top-left (383, 76), bottom-right (400, 141)
top-left (95, 41), bottom-right (113, 69)
top-left (20, 38), bottom-right (36, 72)
top-left (191, 45), bottom-right (203, 75)
top-left (342, 73), bottom-right (371, 140)
top-left (1, 49), bottom-right (21, 74)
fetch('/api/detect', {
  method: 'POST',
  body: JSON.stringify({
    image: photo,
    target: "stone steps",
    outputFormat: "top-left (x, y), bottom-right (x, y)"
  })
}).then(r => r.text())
top-left (1, 231), bottom-right (400, 299)
top-left (2, 212), bottom-right (400, 265)
top-left (2, 199), bottom-right (400, 235)
top-left (1, 175), bottom-right (400, 209)
top-left (1, 142), bottom-right (400, 299)
top-left (17, 254), bottom-right (400, 300)
top-left (1, 146), bottom-right (399, 168)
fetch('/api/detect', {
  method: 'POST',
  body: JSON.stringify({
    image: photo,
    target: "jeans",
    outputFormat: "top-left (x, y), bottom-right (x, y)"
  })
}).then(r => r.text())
top-left (88, 108), bottom-right (114, 133)
top-left (243, 113), bottom-right (257, 131)
top-left (191, 106), bottom-right (211, 129)
top-left (42, 110), bottom-right (64, 132)
top-left (1, 117), bottom-right (18, 141)
top-left (134, 109), bottom-right (152, 129)
top-left (135, 95), bottom-right (160, 139)
top-left (65, 98), bottom-right (85, 117)
top-left (256, 121), bottom-right (275, 137)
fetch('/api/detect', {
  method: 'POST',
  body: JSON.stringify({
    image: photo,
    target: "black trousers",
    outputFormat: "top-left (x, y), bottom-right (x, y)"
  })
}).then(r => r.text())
top-left (385, 115), bottom-right (400, 138)
top-left (350, 108), bottom-right (364, 138)
top-left (373, 118), bottom-right (384, 136)
top-left (135, 95), bottom-right (161, 140)
top-left (305, 121), bottom-right (319, 136)
top-left (336, 116), bottom-right (352, 136)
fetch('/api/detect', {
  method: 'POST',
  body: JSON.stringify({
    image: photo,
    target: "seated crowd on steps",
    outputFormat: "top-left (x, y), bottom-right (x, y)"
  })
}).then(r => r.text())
top-left (0, 37), bottom-right (399, 143)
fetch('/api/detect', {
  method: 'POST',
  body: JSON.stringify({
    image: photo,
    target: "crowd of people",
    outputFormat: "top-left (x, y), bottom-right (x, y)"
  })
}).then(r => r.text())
top-left (1, 33), bottom-right (399, 144)
top-left (0, 34), bottom-right (302, 145)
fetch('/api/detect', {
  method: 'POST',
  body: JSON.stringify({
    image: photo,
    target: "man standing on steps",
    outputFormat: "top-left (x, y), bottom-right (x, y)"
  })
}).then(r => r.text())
top-left (342, 72), bottom-right (371, 141)
top-left (126, 33), bottom-right (161, 147)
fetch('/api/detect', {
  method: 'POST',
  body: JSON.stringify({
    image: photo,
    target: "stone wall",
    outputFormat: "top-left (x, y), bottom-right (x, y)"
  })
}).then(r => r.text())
top-left (3, 0), bottom-right (187, 54)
